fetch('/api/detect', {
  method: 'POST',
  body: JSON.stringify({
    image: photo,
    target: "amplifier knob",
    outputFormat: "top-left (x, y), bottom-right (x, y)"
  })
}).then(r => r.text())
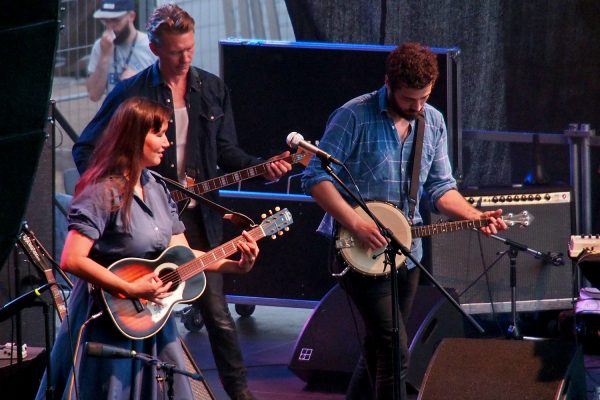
top-left (499, 196), bottom-right (506, 202)
top-left (492, 196), bottom-right (499, 203)
top-left (506, 196), bottom-right (513, 202)
top-left (544, 193), bottom-right (551, 201)
top-left (535, 194), bottom-right (542, 201)
top-left (528, 194), bottom-right (534, 201)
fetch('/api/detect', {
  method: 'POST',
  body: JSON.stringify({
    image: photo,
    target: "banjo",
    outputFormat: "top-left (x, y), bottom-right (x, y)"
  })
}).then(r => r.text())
top-left (335, 201), bottom-right (533, 276)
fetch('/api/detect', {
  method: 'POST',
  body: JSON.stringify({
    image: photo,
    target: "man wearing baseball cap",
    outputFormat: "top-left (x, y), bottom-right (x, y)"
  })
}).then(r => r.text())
top-left (86, 0), bottom-right (156, 101)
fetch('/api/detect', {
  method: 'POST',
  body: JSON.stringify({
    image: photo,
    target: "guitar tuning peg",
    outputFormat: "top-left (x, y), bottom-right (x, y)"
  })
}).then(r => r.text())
top-left (271, 234), bottom-right (276, 240)
top-left (284, 227), bottom-right (289, 232)
top-left (274, 206), bottom-right (280, 212)
top-left (261, 213), bottom-right (267, 219)
top-left (268, 209), bottom-right (274, 215)
top-left (277, 231), bottom-right (283, 236)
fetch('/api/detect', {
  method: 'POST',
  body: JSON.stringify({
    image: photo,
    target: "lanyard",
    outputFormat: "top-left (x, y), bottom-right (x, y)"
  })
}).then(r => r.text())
top-left (112, 31), bottom-right (138, 80)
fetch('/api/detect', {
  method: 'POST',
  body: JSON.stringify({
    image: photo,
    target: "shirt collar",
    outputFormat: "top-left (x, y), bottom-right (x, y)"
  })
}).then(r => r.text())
top-left (149, 62), bottom-right (202, 92)
top-left (378, 85), bottom-right (417, 130)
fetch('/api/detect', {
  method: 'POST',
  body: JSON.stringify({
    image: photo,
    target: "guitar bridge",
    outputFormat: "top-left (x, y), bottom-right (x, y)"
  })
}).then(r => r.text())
top-left (132, 299), bottom-right (145, 313)
top-left (336, 237), bottom-right (355, 249)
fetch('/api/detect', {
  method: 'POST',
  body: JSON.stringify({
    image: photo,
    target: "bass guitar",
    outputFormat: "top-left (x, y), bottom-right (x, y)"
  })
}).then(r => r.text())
top-left (336, 201), bottom-right (533, 277)
top-left (100, 208), bottom-right (293, 340)
top-left (171, 149), bottom-right (312, 204)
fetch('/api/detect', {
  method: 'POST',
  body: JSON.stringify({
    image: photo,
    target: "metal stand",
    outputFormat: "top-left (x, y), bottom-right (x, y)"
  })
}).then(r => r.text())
top-left (319, 159), bottom-right (485, 399)
top-left (136, 353), bottom-right (204, 400)
top-left (484, 233), bottom-right (564, 339)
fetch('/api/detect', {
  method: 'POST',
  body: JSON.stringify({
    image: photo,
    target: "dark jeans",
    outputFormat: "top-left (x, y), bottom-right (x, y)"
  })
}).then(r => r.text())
top-left (182, 210), bottom-right (248, 397)
top-left (342, 264), bottom-right (421, 400)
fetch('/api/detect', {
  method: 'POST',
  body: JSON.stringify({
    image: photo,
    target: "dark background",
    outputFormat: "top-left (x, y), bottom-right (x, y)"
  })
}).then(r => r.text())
top-left (285, 0), bottom-right (600, 191)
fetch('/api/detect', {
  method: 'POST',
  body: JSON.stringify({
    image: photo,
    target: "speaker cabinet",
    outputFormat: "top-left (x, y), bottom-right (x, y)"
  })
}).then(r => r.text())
top-left (178, 337), bottom-right (216, 400)
top-left (288, 284), bottom-right (467, 391)
top-left (427, 186), bottom-right (575, 313)
top-left (418, 338), bottom-right (586, 400)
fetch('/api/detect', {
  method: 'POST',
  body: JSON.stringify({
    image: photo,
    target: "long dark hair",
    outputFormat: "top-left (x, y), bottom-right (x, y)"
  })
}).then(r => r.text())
top-left (75, 97), bottom-right (171, 226)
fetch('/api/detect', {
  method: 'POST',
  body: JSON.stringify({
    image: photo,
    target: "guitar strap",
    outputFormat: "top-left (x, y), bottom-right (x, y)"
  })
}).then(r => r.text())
top-left (407, 113), bottom-right (425, 223)
top-left (149, 170), bottom-right (255, 230)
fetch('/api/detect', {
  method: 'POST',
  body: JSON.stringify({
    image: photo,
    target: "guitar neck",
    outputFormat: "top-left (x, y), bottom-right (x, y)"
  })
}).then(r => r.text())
top-left (175, 225), bottom-right (266, 282)
top-left (18, 232), bottom-right (68, 322)
top-left (170, 153), bottom-right (303, 202)
top-left (411, 217), bottom-right (489, 238)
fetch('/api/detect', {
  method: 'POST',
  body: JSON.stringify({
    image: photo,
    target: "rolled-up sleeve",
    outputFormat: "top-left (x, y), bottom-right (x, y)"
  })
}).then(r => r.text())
top-left (423, 116), bottom-right (457, 212)
top-left (68, 184), bottom-right (115, 240)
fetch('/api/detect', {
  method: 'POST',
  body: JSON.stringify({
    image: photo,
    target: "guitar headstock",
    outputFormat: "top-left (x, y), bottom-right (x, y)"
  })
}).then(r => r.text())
top-left (292, 147), bottom-right (315, 167)
top-left (503, 210), bottom-right (534, 227)
top-left (260, 207), bottom-right (293, 239)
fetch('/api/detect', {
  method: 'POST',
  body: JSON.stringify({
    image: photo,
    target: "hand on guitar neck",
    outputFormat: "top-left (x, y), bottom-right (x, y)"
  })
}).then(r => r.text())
top-left (171, 148), bottom-right (312, 205)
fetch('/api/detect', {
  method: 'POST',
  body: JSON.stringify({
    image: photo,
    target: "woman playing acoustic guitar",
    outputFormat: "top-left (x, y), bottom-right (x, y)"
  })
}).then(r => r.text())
top-left (36, 97), bottom-right (260, 400)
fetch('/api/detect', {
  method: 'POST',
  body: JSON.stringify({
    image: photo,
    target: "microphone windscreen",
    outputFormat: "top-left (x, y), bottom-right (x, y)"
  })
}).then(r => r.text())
top-left (286, 132), bottom-right (303, 147)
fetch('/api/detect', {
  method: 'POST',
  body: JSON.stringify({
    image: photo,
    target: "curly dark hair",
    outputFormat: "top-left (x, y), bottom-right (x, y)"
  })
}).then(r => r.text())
top-left (385, 42), bottom-right (439, 91)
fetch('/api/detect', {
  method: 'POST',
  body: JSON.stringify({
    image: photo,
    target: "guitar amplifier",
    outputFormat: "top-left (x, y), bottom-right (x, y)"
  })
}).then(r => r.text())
top-left (425, 186), bottom-right (575, 313)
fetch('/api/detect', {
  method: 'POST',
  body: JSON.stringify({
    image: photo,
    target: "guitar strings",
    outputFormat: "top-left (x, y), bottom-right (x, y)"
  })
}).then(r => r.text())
top-left (156, 227), bottom-right (263, 286)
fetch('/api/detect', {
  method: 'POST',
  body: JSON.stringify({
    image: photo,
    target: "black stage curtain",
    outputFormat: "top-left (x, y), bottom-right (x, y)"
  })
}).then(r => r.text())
top-left (284, 0), bottom-right (600, 188)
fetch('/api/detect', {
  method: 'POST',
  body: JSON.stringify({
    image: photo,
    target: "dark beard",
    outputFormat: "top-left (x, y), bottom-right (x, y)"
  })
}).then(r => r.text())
top-left (113, 24), bottom-right (131, 45)
top-left (388, 94), bottom-right (419, 121)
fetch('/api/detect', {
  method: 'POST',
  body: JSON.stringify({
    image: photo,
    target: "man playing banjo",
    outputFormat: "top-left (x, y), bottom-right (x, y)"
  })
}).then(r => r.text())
top-left (301, 42), bottom-right (507, 400)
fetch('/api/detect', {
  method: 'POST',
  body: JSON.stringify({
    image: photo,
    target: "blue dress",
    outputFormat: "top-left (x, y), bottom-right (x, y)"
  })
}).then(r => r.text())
top-left (36, 170), bottom-right (194, 400)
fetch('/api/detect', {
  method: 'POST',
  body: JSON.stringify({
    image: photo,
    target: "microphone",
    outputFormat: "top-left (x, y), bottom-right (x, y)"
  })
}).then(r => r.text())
top-left (0, 283), bottom-right (54, 322)
top-left (86, 342), bottom-right (138, 359)
top-left (538, 251), bottom-right (564, 266)
top-left (286, 132), bottom-right (343, 166)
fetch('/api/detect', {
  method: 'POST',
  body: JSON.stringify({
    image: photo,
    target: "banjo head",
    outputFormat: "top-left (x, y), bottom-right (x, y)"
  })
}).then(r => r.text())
top-left (338, 201), bottom-right (412, 276)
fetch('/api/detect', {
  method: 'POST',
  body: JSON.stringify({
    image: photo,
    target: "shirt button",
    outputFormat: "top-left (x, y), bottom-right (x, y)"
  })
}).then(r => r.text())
top-left (210, 115), bottom-right (215, 120)
top-left (154, 227), bottom-right (159, 231)
top-left (166, 99), bottom-right (171, 103)
top-left (170, 141), bottom-right (174, 145)
top-left (170, 119), bottom-right (174, 123)
top-left (170, 164), bottom-right (175, 168)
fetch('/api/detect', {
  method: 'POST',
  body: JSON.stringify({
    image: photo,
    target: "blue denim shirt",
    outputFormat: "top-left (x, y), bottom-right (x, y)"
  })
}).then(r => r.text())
top-left (301, 86), bottom-right (457, 267)
top-left (68, 169), bottom-right (185, 267)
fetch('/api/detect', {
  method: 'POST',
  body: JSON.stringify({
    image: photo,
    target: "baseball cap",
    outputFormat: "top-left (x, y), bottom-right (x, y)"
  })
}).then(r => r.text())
top-left (93, 0), bottom-right (134, 19)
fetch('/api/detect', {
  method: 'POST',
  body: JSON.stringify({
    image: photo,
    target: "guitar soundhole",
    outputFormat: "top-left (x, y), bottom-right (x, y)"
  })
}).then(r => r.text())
top-left (158, 268), bottom-right (181, 291)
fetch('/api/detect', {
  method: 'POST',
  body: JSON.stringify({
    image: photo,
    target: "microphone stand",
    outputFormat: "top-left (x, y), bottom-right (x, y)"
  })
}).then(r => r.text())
top-left (484, 233), bottom-right (564, 339)
top-left (319, 159), bottom-right (484, 400)
top-left (149, 171), bottom-right (255, 230)
top-left (135, 353), bottom-right (204, 400)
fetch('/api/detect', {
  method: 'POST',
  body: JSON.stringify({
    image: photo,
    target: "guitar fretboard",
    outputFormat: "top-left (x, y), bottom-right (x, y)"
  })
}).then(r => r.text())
top-left (170, 153), bottom-right (306, 202)
top-left (174, 226), bottom-right (265, 282)
top-left (412, 218), bottom-right (489, 238)
top-left (18, 232), bottom-right (68, 322)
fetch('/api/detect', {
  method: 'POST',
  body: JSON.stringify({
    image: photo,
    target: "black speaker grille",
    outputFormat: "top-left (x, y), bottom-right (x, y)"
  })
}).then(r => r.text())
top-left (429, 187), bottom-right (575, 313)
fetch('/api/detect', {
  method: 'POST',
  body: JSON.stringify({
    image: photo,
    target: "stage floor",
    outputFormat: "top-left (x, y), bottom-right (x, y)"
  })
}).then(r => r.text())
top-left (177, 303), bottom-right (600, 400)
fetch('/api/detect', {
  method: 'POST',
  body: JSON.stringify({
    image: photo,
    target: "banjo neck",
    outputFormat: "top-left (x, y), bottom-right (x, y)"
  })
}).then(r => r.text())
top-left (411, 217), bottom-right (490, 238)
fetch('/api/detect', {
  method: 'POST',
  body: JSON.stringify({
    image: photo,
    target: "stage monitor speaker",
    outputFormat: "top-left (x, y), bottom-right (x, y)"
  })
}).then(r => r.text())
top-left (418, 338), bottom-right (586, 400)
top-left (427, 186), bottom-right (574, 314)
top-left (0, 347), bottom-right (46, 400)
top-left (289, 284), bottom-right (467, 391)
top-left (179, 337), bottom-right (217, 400)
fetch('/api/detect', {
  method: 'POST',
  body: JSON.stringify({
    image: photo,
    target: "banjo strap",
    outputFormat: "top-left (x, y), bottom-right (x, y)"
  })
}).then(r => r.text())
top-left (407, 113), bottom-right (425, 223)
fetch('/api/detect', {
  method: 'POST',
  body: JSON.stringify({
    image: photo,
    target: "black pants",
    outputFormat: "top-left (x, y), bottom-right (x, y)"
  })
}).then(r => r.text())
top-left (342, 263), bottom-right (421, 400)
top-left (182, 210), bottom-right (248, 397)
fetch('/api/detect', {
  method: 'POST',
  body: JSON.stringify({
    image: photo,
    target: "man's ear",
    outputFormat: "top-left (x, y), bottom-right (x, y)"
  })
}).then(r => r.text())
top-left (149, 41), bottom-right (159, 56)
